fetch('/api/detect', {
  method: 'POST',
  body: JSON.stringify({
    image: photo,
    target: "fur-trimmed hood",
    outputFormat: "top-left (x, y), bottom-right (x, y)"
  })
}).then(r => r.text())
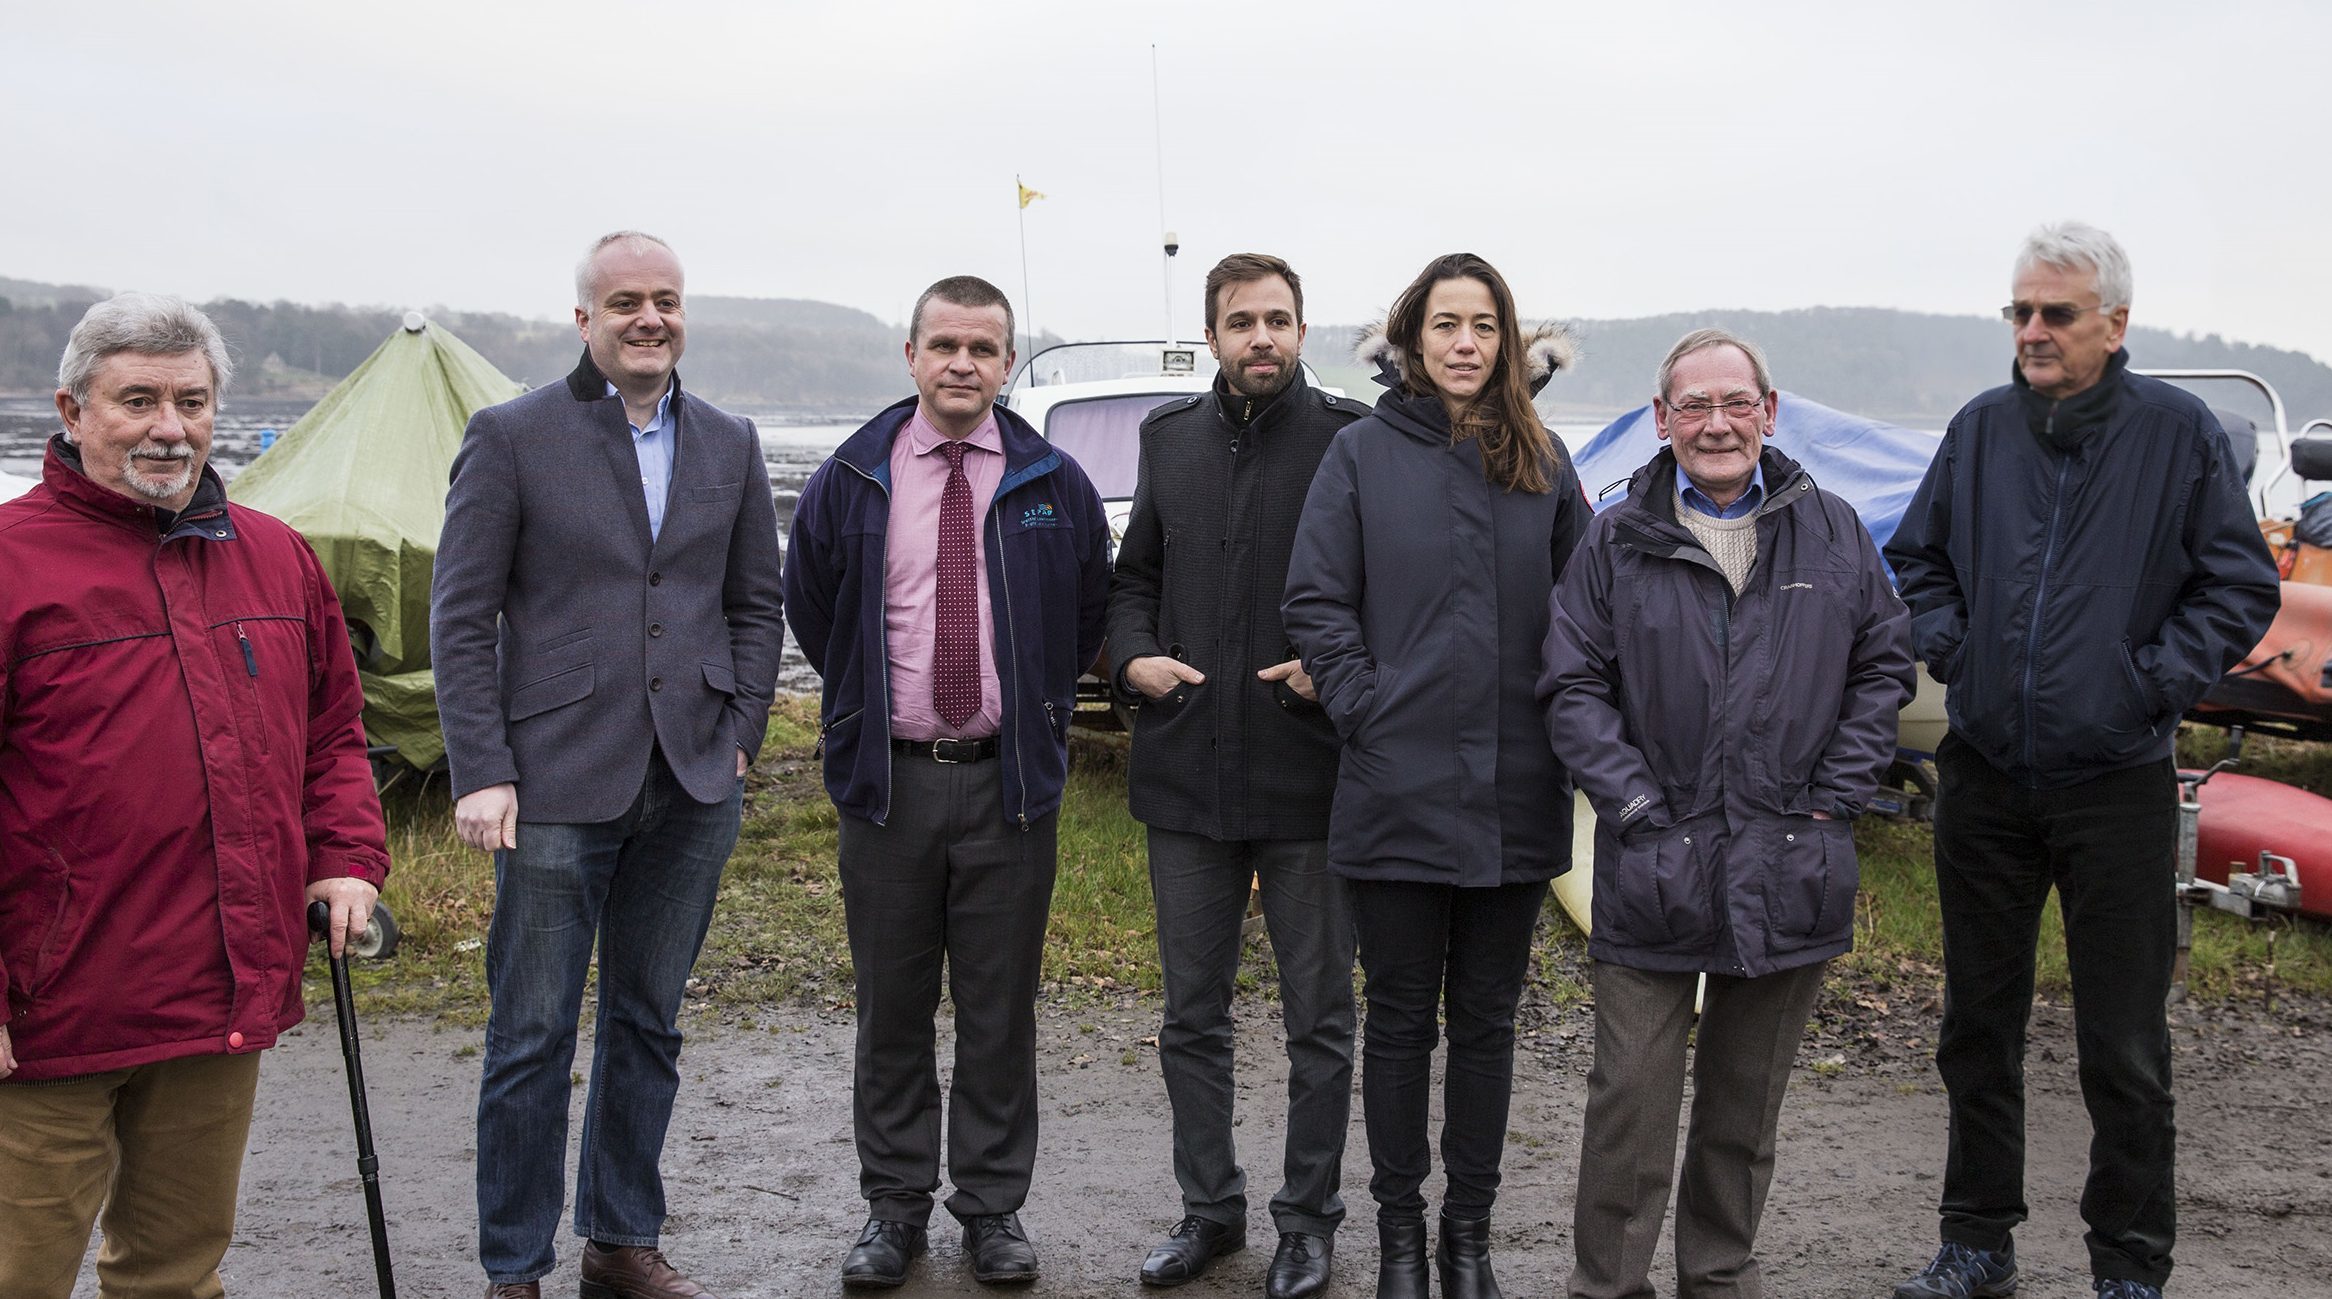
top-left (1354, 319), bottom-right (1580, 396)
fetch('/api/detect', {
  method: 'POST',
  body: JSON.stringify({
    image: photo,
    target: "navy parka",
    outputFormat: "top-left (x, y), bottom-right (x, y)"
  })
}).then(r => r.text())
top-left (1540, 446), bottom-right (1914, 976)
top-left (1282, 389), bottom-right (1591, 887)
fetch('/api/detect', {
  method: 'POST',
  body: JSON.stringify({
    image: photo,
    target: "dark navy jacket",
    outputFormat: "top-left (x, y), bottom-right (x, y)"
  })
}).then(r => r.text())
top-left (783, 398), bottom-right (1110, 826)
top-left (1283, 389), bottom-right (1590, 886)
top-left (1884, 355), bottom-right (2278, 789)
top-left (1541, 446), bottom-right (1914, 976)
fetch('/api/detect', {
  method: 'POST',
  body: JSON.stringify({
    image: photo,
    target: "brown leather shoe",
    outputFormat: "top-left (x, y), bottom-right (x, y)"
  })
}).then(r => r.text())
top-left (579, 1242), bottom-right (720, 1299)
top-left (485, 1284), bottom-right (540, 1299)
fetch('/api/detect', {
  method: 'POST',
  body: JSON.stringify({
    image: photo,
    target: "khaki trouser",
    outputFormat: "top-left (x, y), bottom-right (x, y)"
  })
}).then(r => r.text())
top-left (1569, 959), bottom-right (1829, 1299)
top-left (0, 1051), bottom-right (262, 1298)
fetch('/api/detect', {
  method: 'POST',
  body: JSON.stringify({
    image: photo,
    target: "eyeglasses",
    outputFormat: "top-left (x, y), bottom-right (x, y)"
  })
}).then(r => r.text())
top-left (1665, 396), bottom-right (1765, 424)
top-left (2001, 302), bottom-right (2108, 329)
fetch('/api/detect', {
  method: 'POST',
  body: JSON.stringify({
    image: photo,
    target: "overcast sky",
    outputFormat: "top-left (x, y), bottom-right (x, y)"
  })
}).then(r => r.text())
top-left (9, 0), bottom-right (2329, 368)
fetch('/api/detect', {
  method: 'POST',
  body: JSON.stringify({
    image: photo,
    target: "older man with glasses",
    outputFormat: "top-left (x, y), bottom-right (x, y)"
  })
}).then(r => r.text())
top-left (1542, 327), bottom-right (1913, 1299)
top-left (1884, 222), bottom-right (2277, 1299)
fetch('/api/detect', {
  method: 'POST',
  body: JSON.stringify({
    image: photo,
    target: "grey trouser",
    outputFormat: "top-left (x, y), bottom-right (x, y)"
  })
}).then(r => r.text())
top-left (1569, 959), bottom-right (1827, 1299)
top-left (838, 752), bottom-right (1058, 1228)
top-left (1147, 825), bottom-right (1357, 1236)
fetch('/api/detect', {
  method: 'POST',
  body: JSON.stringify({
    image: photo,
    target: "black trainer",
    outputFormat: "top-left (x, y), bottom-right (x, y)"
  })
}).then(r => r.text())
top-left (1893, 1241), bottom-right (2019, 1299)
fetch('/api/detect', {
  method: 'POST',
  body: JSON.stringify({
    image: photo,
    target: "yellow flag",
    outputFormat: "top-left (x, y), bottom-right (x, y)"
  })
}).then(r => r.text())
top-left (1018, 182), bottom-right (1046, 210)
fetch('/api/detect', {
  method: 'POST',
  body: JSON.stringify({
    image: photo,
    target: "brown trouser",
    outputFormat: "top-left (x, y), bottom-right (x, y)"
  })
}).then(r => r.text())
top-left (0, 1051), bottom-right (263, 1298)
top-left (1569, 959), bottom-right (1828, 1299)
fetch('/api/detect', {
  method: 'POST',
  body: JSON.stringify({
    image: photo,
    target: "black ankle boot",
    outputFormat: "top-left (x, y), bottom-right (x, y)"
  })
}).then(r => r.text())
top-left (1437, 1212), bottom-right (1501, 1299)
top-left (1376, 1214), bottom-right (1428, 1299)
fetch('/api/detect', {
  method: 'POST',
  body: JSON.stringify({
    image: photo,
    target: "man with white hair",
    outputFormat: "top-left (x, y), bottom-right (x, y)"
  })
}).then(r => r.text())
top-left (1885, 223), bottom-right (2278, 1299)
top-left (0, 293), bottom-right (389, 1295)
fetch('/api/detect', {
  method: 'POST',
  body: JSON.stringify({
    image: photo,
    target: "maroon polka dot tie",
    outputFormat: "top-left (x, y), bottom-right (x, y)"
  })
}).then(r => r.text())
top-left (933, 440), bottom-right (980, 729)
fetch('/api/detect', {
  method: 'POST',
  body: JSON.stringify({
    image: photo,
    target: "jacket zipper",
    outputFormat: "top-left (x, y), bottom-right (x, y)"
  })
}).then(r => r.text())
top-left (836, 457), bottom-right (895, 824)
top-left (236, 620), bottom-right (271, 758)
top-left (994, 505), bottom-right (1029, 829)
top-left (2021, 432), bottom-right (2073, 780)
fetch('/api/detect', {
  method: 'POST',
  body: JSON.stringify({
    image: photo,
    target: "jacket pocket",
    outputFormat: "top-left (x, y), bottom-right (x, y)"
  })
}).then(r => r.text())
top-left (1607, 818), bottom-right (1720, 950)
top-left (703, 661), bottom-right (738, 696)
top-left (22, 846), bottom-right (80, 1000)
top-left (1133, 643), bottom-right (1199, 722)
top-left (2116, 638), bottom-right (2158, 732)
top-left (1767, 817), bottom-right (1857, 951)
top-left (817, 706), bottom-right (864, 763)
top-left (508, 662), bottom-right (595, 721)
top-left (1331, 661), bottom-right (1397, 744)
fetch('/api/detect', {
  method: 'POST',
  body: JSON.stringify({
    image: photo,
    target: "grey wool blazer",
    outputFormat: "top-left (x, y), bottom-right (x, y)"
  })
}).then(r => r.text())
top-left (432, 351), bottom-right (786, 822)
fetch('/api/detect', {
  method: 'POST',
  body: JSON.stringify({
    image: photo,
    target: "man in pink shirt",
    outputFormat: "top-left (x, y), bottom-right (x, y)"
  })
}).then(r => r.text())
top-left (784, 276), bottom-right (1111, 1290)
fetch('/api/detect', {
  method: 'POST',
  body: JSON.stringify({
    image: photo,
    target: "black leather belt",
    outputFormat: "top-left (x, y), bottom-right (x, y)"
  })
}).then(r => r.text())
top-left (892, 736), bottom-right (1000, 763)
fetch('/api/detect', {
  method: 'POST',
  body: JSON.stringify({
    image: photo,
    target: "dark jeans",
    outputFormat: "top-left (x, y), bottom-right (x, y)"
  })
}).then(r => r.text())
top-left (1933, 732), bottom-right (2177, 1288)
top-left (838, 753), bottom-right (1058, 1229)
top-left (1349, 877), bottom-right (1547, 1219)
top-left (1148, 826), bottom-right (1357, 1236)
top-left (475, 751), bottom-right (740, 1285)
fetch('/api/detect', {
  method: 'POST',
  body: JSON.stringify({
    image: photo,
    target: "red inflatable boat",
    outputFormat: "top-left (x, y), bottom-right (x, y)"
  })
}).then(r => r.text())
top-left (2189, 770), bottom-right (2331, 922)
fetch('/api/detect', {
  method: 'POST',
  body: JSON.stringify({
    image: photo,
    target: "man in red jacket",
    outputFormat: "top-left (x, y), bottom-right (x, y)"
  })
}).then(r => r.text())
top-left (0, 293), bottom-right (390, 1297)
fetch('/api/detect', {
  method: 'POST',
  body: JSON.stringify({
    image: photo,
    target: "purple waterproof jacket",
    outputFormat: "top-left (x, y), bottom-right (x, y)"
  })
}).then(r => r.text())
top-left (1538, 446), bottom-right (1914, 976)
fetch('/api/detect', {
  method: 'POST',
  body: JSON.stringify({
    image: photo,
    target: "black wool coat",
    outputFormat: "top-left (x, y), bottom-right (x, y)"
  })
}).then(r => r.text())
top-left (1107, 374), bottom-right (1372, 840)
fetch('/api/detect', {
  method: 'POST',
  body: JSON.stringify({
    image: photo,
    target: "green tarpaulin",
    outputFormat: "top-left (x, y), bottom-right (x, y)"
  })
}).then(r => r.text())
top-left (228, 318), bottom-right (523, 771)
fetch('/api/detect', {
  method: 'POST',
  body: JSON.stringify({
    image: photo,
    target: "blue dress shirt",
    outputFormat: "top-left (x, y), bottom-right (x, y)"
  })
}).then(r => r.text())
top-left (610, 381), bottom-right (677, 541)
top-left (1676, 461), bottom-right (1766, 519)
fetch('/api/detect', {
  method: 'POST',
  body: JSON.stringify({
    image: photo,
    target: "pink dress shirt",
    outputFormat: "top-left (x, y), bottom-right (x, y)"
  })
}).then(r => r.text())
top-left (885, 407), bottom-right (1005, 741)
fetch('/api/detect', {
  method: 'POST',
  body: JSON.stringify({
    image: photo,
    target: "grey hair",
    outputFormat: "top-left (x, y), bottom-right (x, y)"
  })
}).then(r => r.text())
top-left (1655, 327), bottom-right (1772, 402)
top-left (2015, 220), bottom-right (2133, 311)
top-left (575, 230), bottom-right (678, 310)
top-left (57, 293), bottom-right (234, 404)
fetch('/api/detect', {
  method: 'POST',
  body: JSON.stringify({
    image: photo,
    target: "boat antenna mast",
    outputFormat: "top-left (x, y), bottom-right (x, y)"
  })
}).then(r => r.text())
top-left (1152, 44), bottom-right (1178, 349)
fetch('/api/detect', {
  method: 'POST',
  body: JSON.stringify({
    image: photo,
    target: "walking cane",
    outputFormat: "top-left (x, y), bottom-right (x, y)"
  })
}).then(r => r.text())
top-left (309, 898), bottom-right (398, 1298)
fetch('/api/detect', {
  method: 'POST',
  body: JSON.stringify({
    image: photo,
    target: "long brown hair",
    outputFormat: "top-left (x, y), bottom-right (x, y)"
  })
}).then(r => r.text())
top-left (1384, 253), bottom-right (1556, 494)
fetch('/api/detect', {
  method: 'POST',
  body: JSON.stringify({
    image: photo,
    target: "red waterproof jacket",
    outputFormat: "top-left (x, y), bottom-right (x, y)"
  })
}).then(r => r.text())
top-left (0, 442), bottom-right (389, 1081)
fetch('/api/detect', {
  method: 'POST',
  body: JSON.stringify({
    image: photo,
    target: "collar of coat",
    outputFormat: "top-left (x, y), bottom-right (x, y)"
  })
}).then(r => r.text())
top-left (563, 347), bottom-right (689, 408)
top-left (1370, 387), bottom-right (1458, 446)
top-left (1611, 444), bottom-right (1821, 554)
top-left (830, 394), bottom-right (1062, 495)
top-left (1209, 368), bottom-right (1308, 431)
top-left (2012, 347), bottom-right (2127, 453)
top-left (43, 432), bottom-right (236, 541)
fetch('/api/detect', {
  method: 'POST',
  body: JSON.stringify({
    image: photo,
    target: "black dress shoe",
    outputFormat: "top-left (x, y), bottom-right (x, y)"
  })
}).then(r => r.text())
top-left (840, 1219), bottom-right (926, 1290)
top-left (1377, 1215), bottom-right (1429, 1299)
top-left (962, 1212), bottom-right (1040, 1285)
top-left (1139, 1215), bottom-right (1246, 1286)
top-left (1266, 1231), bottom-right (1332, 1299)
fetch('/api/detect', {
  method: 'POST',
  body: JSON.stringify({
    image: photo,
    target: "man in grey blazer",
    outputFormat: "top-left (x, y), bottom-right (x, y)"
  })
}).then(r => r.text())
top-left (433, 230), bottom-right (786, 1299)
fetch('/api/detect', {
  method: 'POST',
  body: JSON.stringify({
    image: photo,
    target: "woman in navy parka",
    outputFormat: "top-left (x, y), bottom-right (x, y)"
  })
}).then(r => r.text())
top-left (1283, 253), bottom-right (1591, 1299)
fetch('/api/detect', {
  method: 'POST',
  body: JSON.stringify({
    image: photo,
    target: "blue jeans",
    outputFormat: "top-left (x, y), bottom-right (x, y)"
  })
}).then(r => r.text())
top-left (475, 752), bottom-right (741, 1284)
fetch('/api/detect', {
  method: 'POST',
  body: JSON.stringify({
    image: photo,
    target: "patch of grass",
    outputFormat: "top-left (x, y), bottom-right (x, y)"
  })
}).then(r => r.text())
top-left (1841, 731), bottom-right (2332, 1004)
top-left (319, 704), bottom-right (2330, 1026)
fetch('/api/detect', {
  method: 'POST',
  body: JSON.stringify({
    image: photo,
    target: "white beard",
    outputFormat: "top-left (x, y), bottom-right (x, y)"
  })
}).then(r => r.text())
top-left (124, 449), bottom-right (196, 502)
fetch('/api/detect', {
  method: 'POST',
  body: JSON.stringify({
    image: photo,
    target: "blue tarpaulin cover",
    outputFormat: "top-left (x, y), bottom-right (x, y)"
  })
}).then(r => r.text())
top-left (1568, 392), bottom-right (1944, 554)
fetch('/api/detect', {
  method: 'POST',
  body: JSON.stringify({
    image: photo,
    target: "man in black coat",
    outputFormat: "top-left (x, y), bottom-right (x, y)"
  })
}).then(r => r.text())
top-left (1885, 222), bottom-right (2278, 1299)
top-left (1107, 254), bottom-right (1370, 1299)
